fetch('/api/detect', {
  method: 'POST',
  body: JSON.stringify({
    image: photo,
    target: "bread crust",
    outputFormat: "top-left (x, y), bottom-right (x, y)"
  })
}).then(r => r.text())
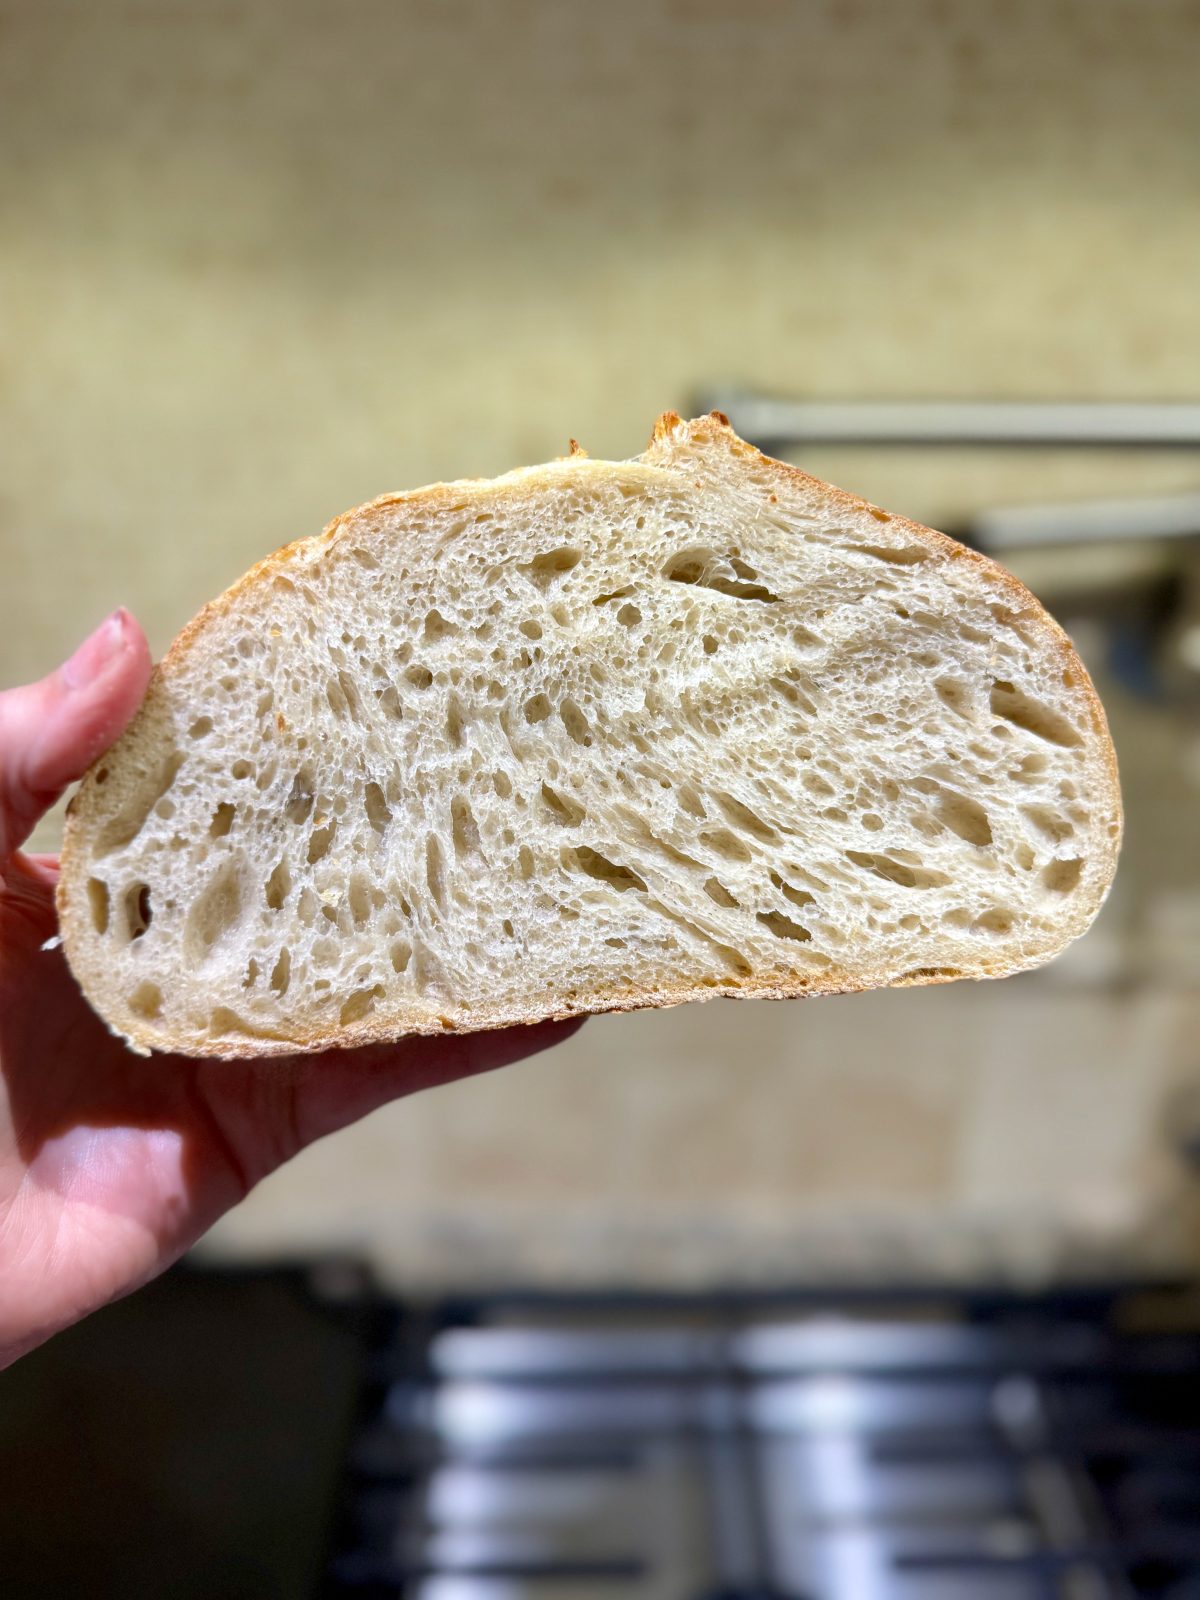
top-left (57, 414), bottom-right (1122, 1057)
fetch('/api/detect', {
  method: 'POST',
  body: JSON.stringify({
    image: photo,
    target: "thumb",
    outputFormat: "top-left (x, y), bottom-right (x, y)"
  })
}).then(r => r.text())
top-left (0, 610), bottom-right (153, 861)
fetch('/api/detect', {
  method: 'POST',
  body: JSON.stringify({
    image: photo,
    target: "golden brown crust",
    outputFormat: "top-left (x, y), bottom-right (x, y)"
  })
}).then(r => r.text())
top-left (57, 412), bottom-right (1122, 1059)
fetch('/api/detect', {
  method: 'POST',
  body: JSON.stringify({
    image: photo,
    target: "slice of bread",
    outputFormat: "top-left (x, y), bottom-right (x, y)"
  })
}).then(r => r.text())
top-left (57, 412), bottom-right (1121, 1057)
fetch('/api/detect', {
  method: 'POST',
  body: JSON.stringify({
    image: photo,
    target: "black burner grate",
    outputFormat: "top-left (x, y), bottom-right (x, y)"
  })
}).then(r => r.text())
top-left (324, 1288), bottom-right (1200, 1600)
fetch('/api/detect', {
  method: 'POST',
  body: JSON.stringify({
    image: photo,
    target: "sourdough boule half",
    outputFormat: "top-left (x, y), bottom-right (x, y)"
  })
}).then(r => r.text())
top-left (57, 412), bottom-right (1121, 1057)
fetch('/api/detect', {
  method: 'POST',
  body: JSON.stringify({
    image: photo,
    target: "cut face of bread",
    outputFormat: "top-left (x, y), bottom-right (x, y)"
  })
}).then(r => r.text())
top-left (57, 413), bottom-right (1121, 1057)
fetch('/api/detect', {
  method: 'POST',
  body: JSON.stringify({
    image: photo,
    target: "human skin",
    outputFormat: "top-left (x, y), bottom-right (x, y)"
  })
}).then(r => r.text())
top-left (0, 610), bottom-right (580, 1367)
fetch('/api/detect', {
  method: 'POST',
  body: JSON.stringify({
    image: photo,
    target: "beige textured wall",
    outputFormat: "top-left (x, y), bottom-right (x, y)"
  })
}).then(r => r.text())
top-left (2, 0), bottom-right (1198, 1285)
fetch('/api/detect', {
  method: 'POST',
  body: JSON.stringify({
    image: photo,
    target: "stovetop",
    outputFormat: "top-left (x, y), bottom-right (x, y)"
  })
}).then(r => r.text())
top-left (326, 1288), bottom-right (1200, 1600)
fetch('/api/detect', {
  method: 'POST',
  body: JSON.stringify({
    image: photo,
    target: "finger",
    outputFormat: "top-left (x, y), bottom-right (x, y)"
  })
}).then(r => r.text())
top-left (0, 610), bottom-right (152, 860)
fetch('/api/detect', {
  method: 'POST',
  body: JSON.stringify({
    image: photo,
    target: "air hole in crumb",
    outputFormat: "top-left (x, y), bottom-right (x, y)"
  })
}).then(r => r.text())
top-left (541, 782), bottom-right (586, 826)
top-left (323, 675), bottom-right (349, 720)
top-left (405, 664), bottom-right (434, 690)
top-left (1022, 803), bottom-right (1073, 844)
top-left (125, 883), bottom-right (152, 940)
top-left (1043, 857), bottom-right (1083, 894)
top-left (524, 693), bottom-right (552, 724)
top-left (664, 548), bottom-right (779, 602)
top-left (87, 877), bottom-right (110, 934)
top-left (937, 790), bottom-right (993, 847)
top-left (702, 827), bottom-right (752, 863)
top-left (376, 684), bottom-right (402, 719)
top-left (426, 836), bottom-right (446, 912)
top-left (704, 877), bottom-right (738, 908)
top-left (424, 608), bottom-right (457, 641)
top-left (340, 985), bottom-right (384, 1026)
top-left (841, 541), bottom-right (929, 566)
top-left (757, 910), bottom-right (811, 943)
top-left (188, 718), bottom-right (213, 739)
top-left (95, 766), bottom-right (109, 785)
top-left (560, 699), bottom-right (592, 745)
top-left (242, 957), bottom-right (259, 989)
top-left (451, 796), bottom-right (481, 856)
top-left (990, 681), bottom-right (1081, 747)
top-left (846, 851), bottom-right (951, 890)
top-left (209, 802), bottom-right (236, 838)
top-left (94, 752), bottom-right (184, 855)
top-left (348, 872), bottom-right (372, 926)
top-left (861, 813), bottom-right (884, 832)
top-left (617, 603), bottom-right (642, 628)
top-left (973, 907), bottom-right (1015, 935)
top-left (446, 693), bottom-right (466, 746)
top-left (129, 981), bottom-right (162, 1020)
top-left (792, 625), bottom-right (823, 653)
top-left (389, 941), bottom-right (411, 973)
top-left (265, 859), bottom-right (291, 910)
top-left (715, 792), bottom-right (777, 843)
top-left (702, 634), bottom-right (718, 654)
top-left (285, 775), bottom-right (314, 824)
top-left (770, 673), bottom-right (817, 716)
top-left (187, 861), bottom-right (243, 955)
top-left (771, 872), bottom-right (815, 909)
top-left (519, 619), bottom-right (543, 640)
top-left (231, 759), bottom-right (254, 780)
top-left (518, 845), bottom-right (535, 879)
top-left (573, 847), bottom-right (646, 892)
top-left (364, 781), bottom-right (392, 834)
top-left (269, 948), bottom-right (291, 997)
top-left (493, 771), bottom-right (512, 799)
top-left (308, 821), bottom-right (336, 864)
top-left (501, 919), bottom-right (514, 938)
top-left (935, 678), bottom-right (972, 719)
top-left (527, 547), bottom-right (582, 585)
top-left (715, 945), bottom-right (753, 978)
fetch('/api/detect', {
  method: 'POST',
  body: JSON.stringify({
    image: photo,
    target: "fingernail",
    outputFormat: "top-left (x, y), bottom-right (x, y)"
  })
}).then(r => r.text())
top-left (62, 610), bottom-right (130, 691)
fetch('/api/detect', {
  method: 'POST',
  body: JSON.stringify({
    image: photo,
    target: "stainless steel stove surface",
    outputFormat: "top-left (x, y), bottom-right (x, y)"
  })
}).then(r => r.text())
top-left (327, 1289), bottom-right (1200, 1600)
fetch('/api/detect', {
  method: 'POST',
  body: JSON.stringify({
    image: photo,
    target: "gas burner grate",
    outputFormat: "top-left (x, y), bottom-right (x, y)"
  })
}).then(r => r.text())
top-left (324, 1288), bottom-right (1200, 1600)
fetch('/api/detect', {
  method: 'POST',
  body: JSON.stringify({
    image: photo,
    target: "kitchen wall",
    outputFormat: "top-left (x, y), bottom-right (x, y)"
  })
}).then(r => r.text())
top-left (2, 0), bottom-right (1198, 1286)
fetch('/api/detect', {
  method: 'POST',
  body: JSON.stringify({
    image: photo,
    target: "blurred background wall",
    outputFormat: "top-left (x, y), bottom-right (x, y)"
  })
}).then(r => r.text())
top-left (1, 0), bottom-right (1197, 1288)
